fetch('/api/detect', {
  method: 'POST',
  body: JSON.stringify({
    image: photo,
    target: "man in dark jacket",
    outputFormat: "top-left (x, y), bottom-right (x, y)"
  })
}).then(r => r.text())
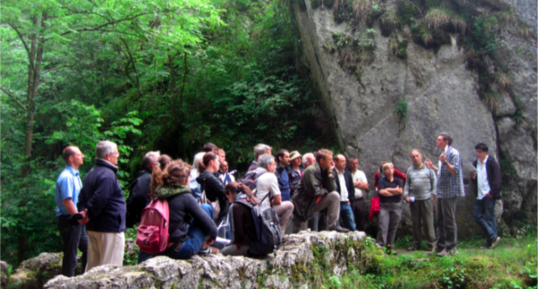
top-left (333, 154), bottom-right (357, 231)
top-left (78, 140), bottom-right (126, 271)
top-left (291, 149), bottom-right (349, 233)
top-left (471, 143), bottom-right (502, 249)
top-left (275, 149), bottom-right (292, 201)
top-left (126, 151), bottom-right (160, 228)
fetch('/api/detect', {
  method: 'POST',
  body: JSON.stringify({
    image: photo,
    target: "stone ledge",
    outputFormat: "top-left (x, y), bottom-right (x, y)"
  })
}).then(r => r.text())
top-left (43, 231), bottom-right (377, 289)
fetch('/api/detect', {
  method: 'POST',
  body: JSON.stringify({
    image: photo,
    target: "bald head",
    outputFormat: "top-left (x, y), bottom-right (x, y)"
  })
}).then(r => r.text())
top-left (333, 154), bottom-right (346, 172)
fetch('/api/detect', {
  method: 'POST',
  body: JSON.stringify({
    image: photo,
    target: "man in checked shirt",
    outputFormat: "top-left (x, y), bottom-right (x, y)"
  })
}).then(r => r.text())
top-left (425, 132), bottom-right (465, 257)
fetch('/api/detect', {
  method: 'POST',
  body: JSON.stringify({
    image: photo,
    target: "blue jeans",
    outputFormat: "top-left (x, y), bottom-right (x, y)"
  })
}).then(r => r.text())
top-left (339, 203), bottom-right (357, 231)
top-left (164, 203), bottom-right (214, 259)
top-left (473, 197), bottom-right (497, 245)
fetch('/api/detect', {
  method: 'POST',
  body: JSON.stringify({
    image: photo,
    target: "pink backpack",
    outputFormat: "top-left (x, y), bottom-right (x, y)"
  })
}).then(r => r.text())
top-left (136, 198), bottom-right (170, 254)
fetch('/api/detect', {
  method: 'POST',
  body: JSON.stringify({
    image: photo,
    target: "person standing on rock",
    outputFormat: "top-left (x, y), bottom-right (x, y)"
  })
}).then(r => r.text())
top-left (347, 156), bottom-right (369, 231)
top-left (126, 151), bottom-right (160, 228)
top-left (54, 146), bottom-right (88, 277)
top-left (78, 140), bottom-right (126, 270)
top-left (289, 151), bottom-right (303, 194)
top-left (247, 143), bottom-right (272, 171)
top-left (255, 154), bottom-right (295, 233)
top-left (333, 154), bottom-right (357, 231)
top-left (425, 132), bottom-right (465, 257)
top-left (291, 149), bottom-right (349, 233)
top-left (471, 143), bottom-right (502, 249)
top-left (275, 149), bottom-right (292, 201)
top-left (403, 149), bottom-right (437, 251)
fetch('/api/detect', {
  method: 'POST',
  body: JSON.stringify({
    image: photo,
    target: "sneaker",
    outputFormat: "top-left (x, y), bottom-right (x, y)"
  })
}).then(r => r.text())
top-left (437, 249), bottom-right (449, 257)
top-left (329, 225), bottom-right (349, 233)
top-left (427, 246), bottom-right (444, 256)
top-left (491, 237), bottom-right (501, 249)
top-left (407, 246), bottom-right (418, 251)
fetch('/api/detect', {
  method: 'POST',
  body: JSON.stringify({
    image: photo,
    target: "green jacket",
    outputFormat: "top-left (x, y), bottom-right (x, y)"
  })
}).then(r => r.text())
top-left (291, 162), bottom-right (336, 222)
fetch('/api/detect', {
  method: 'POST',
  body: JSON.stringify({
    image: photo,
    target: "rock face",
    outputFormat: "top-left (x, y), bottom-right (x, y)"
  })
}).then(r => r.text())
top-left (292, 0), bottom-right (537, 238)
top-left (43, 231), bottom-right (377, 289)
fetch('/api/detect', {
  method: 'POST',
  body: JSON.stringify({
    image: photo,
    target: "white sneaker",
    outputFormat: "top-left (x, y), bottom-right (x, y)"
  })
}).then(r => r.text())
top-left (491, 237), bottom-right (501, 249)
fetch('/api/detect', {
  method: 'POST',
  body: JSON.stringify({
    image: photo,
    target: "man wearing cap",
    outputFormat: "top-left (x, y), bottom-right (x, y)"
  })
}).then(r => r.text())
top-left (289, 151), bottom-right (303, 194)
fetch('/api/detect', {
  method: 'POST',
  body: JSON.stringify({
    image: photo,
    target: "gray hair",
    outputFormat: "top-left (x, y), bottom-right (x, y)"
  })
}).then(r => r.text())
top-left (143, 151), bottom-right (160, 169)
top-left (258, 154), bottom-right (275, 169)
top-left (96, 140), bottom-right (117, 159)
top-left (302, 153), bottom-right (314, 164)
top-left (410, 149), bottom-right (422, 156)
top-left (254, 143), bottom-right (272, 157)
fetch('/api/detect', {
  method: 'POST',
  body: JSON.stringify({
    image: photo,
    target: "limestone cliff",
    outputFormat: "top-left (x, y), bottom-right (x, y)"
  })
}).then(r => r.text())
top-left (292, 0), bottom-right (537, 237)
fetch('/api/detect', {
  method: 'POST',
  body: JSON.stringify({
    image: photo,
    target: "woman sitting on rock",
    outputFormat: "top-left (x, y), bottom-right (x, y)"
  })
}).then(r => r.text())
top-left (196, 152), bottom-right (228, 225)
top-left (221, 182), bottom-right (260, 256)
top-left (376, 162), bottom-right (404, 255)
top-left (156, 160), bottom-right (218, 259)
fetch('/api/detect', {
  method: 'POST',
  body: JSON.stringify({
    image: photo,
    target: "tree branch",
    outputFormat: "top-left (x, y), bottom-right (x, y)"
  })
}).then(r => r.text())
top-left (7, 23), bottom-right (36, 74)
top-left (119, 37), bottom-right (142, 95)
top-left (60, 13), bottom-right (150, 36)
top-left (0, 87), bottom-right (27, 110)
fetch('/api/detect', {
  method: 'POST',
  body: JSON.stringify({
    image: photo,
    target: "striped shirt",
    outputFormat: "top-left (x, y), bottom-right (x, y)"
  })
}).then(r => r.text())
top-left (403, 164), bottom-right (436, 200)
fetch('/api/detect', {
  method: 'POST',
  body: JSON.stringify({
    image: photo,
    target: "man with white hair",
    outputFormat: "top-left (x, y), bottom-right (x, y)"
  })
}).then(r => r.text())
top-left (302, 153), bottom-right (315, 169)
top-left (78, 140), bottom-right (126, 271)
top-left (248, 143), bottom-right (272, 171)
top-left (126, 151), bottom-right (160, 228)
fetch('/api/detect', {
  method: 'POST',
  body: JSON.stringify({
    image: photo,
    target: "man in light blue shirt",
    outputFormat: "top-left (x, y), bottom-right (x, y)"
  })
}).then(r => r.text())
top-left (55, 146), bottom-right (88, 277)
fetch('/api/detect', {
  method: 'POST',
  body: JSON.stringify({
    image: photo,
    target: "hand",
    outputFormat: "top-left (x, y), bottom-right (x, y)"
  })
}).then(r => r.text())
top-left (439, 153), bottom-right (447, 164)
top-left (470, 172), bottom-right (477, 179)
top-left (206, 239), bottom-right (215, 246)
top-left (329, 160), bottom-right (335, 171)
top-left (405, 197), bottom-right (410, 203)
top-left (486, 193), bottom-right (493, 199)
top-left (425, 159), bottom-right (433, 169)
top-left (431, 196), bottom-right (434, 201)
top-left (78, 209), bottom-right (89, 224)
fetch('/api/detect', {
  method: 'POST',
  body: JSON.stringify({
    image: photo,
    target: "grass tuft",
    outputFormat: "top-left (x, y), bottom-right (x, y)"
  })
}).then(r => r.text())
top-left (423, 8), bottom-right (451, 30)
top-left (495, 72), bottom-right (514, 89)
top-left (379, 10), bottom-right (398, 37)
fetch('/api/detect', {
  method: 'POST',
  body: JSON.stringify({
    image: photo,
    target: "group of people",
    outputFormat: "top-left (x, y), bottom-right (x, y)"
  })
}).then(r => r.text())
top-left (54, 131), bottom-right (502, 277)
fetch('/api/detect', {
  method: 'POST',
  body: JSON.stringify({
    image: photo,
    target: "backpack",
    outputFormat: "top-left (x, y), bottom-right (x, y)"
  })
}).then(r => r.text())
top-left (136, 197), bottom-right (170, 254)
top-left (234, 194), bottom-right (282, 256)
top-left (238, 170), bottom-right (266, 190)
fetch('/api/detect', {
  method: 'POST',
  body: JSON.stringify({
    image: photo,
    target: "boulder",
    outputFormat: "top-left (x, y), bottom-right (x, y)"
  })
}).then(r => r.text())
top-left (292, 0), bottom-right (537, 239)
top-left (43, 231), bottom-right (378, 289)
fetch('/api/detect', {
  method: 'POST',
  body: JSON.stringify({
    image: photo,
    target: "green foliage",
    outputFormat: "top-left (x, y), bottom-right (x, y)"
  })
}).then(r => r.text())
top-left (393, 100), bottom-right (408, 122)
top-left (1, 0), bottom-right (332, 266)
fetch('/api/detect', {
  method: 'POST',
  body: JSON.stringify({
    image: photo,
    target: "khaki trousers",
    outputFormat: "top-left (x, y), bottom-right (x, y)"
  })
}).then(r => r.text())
top-left (274, 201), bottom-right (294, 233)
top-left (86, 231), bottom-right (125, 271)
top-left (293, 191), bottom-right (340, 233)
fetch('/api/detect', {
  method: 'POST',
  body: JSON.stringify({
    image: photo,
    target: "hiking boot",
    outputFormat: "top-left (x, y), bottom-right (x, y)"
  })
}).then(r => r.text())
top-left (407, 246), bottom-right (418, 251)
top-left (491, 237), bottom-right (501, 249)
top-left (329, 225), bottom-right (349, 233)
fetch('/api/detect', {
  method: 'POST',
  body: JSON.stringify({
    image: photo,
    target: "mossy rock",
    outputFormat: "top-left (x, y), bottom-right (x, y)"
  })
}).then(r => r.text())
top-left (7, 269), bottom-right (39, 289)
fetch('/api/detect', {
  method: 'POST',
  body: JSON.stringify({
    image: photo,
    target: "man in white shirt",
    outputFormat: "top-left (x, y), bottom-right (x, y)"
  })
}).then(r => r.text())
top-left (333, 154), bottom-right (357, 231)
top-left (255, 154), bottom-right (294, 233)
top-left (218, 161), bottom-right (235, 186)
top-left (346, 156), bottom-right (369, 231)
top-left (471, 143), bottom-right (502, 249)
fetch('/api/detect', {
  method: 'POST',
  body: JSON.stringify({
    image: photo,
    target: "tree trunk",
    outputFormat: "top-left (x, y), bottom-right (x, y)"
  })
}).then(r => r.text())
top-left (18, 12), bottom-right (46, 265)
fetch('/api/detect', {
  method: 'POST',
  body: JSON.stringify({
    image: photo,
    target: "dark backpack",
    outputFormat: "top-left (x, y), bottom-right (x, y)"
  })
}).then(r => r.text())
top-left (238, 170), bottom-right (266, 190)
top-left (234, 194), bottom-right (282, 256)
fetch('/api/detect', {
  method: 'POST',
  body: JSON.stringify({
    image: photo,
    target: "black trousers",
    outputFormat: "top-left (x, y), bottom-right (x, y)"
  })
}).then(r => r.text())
top-left (350, 198), bottom-right (367, 231)
top-left (57, 215), bottom-right (88, 277)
